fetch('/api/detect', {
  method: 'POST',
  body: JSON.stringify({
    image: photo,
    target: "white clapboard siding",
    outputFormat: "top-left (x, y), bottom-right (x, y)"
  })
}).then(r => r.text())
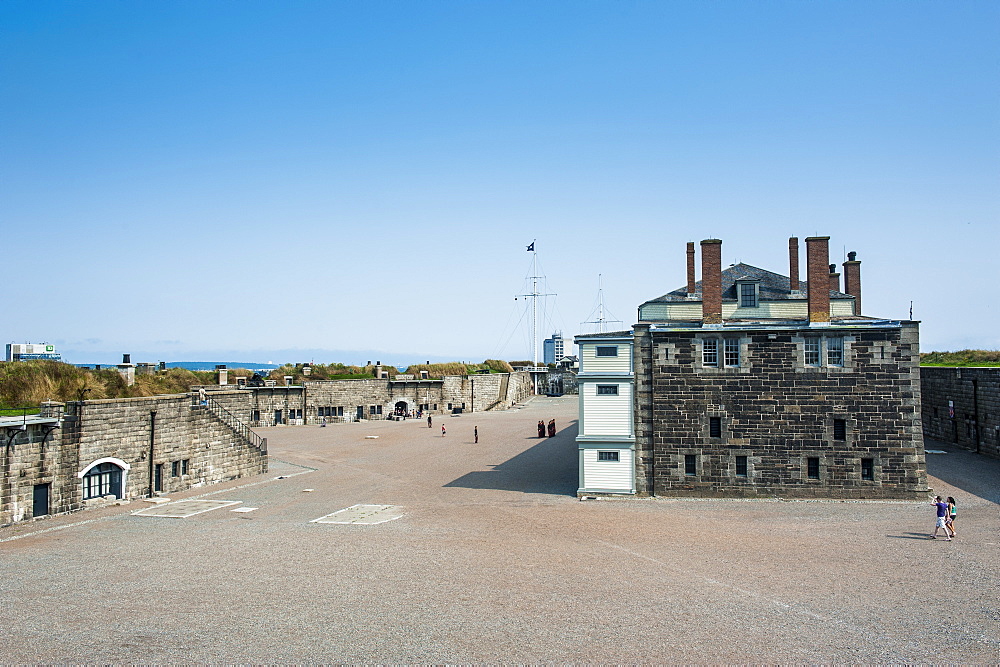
top-left (641, 298), bottom-right (855, 321)
top-left (582, 382), bottom-right (632, 436)
top-left (580, 343), bottom-right (631, 374)
top-left (583, 448), bottom-right (633, 491)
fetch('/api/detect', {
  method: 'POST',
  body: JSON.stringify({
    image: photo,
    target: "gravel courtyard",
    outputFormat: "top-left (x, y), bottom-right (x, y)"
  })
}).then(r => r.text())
top-left (1, 395), bottom-right (997, 663)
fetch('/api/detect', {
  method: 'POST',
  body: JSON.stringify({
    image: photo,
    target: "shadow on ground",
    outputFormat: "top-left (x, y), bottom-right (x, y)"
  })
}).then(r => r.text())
top-left (444, 420), bottom-right (579, 496)
top-left (925, 438), bottom-right (1000, 505)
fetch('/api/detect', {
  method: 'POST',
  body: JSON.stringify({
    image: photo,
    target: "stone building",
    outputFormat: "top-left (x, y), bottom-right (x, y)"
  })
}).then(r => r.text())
top-left (1, 395), bottom-right (267, 526)
top-left (579, 235), bottom-right (927, 499)
top-left (921, 366), bottom-right (1000, 459)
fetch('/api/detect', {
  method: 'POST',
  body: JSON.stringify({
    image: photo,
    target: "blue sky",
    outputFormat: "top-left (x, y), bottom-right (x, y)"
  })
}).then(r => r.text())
top-left (2, 1), bottom-right (997, 364)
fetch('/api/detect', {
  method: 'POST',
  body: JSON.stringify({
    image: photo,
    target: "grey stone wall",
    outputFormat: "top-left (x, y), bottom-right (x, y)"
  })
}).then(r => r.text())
top-left (920, 366), bottom-right (1000, 459)
top-left (637, 323), bottom-right (926, 499)
top-left (1, 393), bottom-right (266, 526)
top-left (206, 372), bottom-right (533, 425)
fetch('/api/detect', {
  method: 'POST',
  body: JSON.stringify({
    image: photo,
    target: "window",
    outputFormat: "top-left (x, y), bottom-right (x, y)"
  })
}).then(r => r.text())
top-left (724, 338), bottom-right (740, 367)
top-left (684, 455), bottom-right (697, 476)
top-left (251, 409), bottom-right (260, 422)
top-left (597, 451), bottom-right (620, 462)
top-left (805, 336), bottom-right (845, 367)
top-left (805, 337), bottom-right (821, 366)
top-left (739, 282), bottom-right (758, 308)
top-left (596, 385), bottom-right (619, 395)
top-left (827, 337), bottom-right (844, 366)
top-left (735, 456), bottom-right (748, 477)
top-left (709, 416), bottom-right (722, 438)
top-left (171, 461), bottom-right (180, 477)
top-left (833, 419), bottom-right (847, 441)
top-left (861, 458), bottom-right (874, 481)
top-left (596, 346), bottom-right (618, 357)
top-left (703, 338), bottom-right (719, 367)
top-left (807, 457), bottom-right (820, 479)
top-left (181, 459), bottom-right (189, 476)
top-left (83, 462), bottom-right (124, 500)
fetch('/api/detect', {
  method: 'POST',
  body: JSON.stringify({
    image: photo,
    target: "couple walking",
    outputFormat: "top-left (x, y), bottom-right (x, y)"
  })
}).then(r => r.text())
top-left (930, 495), bottom-right (958, 540)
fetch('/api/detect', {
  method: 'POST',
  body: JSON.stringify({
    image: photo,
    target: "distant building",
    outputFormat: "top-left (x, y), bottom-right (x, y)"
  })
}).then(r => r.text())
top-left (543, 332), bottom-right (564, 365)
top-left (6, 343), bottom-right (61, 362)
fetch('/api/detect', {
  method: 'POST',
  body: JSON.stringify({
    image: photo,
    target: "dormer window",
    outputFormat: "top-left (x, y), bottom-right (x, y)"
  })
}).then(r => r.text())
top-left (738, 281), bottom-right (759, 308)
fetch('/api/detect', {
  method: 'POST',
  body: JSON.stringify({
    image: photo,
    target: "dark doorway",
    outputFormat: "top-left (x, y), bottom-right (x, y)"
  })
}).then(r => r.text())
top-left (154, 463), bottom-right (163, 492)
top-left (32, 483), bottom-right (50, 517)
top-left (274, 409), bottom-right (283, 425)
top-left (356, 406), bottom-right (364, 420)
top-left (394, 401), bottom-right (408, 416)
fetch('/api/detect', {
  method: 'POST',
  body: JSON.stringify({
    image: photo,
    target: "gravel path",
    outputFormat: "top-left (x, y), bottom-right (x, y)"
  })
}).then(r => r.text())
top-left (1, 395), bottom-right (997, 663)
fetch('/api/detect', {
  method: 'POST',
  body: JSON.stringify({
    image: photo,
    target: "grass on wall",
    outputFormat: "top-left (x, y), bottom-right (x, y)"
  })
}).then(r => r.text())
top-left (920, 350), bottom-right (1000, 367)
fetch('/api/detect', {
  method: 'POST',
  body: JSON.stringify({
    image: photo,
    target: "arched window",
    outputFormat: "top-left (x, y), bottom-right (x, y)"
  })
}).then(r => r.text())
top-left (82, 461), bottom-right (124, 500)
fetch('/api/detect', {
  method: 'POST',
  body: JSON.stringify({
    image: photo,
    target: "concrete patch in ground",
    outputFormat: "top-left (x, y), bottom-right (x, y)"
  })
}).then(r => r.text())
top-left (311, 504), bottom-right (404, 525)
top-left (132, 500), bottom-right (242, 518)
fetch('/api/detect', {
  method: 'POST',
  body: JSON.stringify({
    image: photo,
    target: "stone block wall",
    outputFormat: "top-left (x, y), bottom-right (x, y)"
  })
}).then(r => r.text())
top-left (1, 393), bottom-right (266, 526)
top-left (637, 323), bottom-right (926, 499)
top-left (921, 366), bottom-right (1000, 459)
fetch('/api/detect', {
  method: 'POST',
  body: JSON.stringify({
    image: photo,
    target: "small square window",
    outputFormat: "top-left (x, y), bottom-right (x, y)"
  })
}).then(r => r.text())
top-left (735, 456), bottom-right (748, 477)
top-left (833, 419), bottom-right (847, 441)
top-left (703, 339), bottom-right (719, 367)
top-left (597, 451), bottom-right (620, 462)
top-left (596, 385), bottom-right (619, 395)
top-left (684, 454), bottom-right (697, 476)
top-left (595, 346), bottom-right (618, 357)
top-left (709, 416), bottom-right (722, 438)
top-left (861, 458), bottom-right (874, 481)
top-left (807, 457), bottom-right (820, 479)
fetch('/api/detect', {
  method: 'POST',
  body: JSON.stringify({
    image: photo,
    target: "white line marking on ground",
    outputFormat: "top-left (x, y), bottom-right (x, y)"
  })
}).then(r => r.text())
top-left (132, 500), bottom-right (242, 518)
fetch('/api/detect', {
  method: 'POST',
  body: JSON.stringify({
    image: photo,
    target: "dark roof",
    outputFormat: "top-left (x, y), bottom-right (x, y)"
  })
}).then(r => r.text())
top-left (574, 330), bottom-right (633, 339)
top-left (641, 263), bottom-right (852, 305)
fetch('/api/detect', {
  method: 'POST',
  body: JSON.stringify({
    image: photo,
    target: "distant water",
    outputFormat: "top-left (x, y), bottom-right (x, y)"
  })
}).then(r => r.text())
top-left (166, 361), bottom-right (280, 372)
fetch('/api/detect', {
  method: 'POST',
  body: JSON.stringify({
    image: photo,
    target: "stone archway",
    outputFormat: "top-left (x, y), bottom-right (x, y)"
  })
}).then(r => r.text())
top-left (393, 400), bottom-right (409, 416)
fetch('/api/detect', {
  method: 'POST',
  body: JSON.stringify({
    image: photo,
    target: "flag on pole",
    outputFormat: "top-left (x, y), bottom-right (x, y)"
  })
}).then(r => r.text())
top-left (526, 242), bottom-right (534, 252)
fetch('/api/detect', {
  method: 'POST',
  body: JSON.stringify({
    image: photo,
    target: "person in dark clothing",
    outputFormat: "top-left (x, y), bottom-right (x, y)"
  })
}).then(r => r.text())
top-left (547, 419), bottom-right (556, 437)
top-left (428, 415), bottom-right (432, 428)
top-left (537, 420), bottom-right (545, 438)
top-left (474, 426), bottom-right (478, 444)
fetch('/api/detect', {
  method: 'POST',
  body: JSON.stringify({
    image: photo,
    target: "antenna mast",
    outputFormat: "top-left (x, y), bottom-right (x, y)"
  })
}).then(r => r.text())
top-left (582, 274), bottom-right (623, 333)
top-left (517, 241), bottom-right (555, 368)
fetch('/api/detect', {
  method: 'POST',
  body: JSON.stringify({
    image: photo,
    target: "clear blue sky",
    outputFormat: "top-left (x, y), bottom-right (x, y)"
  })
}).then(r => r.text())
top-left (2, 1), bottom-right (997, 364)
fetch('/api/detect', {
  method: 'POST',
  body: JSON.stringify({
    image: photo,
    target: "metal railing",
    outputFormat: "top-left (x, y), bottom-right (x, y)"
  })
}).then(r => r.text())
top-left (203, 395), bottom-right (267, 452)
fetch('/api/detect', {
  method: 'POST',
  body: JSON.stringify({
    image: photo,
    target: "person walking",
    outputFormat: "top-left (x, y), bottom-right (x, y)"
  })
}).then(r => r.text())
top-left (537, 420), bottom-right (545, 438)
top-left (930, 496), bottom-right (952, 540)
top-left (946, 496), bottom-right (958, 537)
top-left (474, 426), bottom-right (478, 444)
top-left (441, 424), bottom-right (446, 437)
top-left (428, 415), bottom-right (432, 428)
top-left (547, 419), bottom-right (556, 437)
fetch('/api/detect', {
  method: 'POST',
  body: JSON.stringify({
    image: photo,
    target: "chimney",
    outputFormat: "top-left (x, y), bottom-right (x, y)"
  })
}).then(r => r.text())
top-left (788, 237), bottom-right (800, 293)
top-left (701, 239), bottom-right (723, 324)
top-left (843, 250), bottom-right (862, 315)
top-left (805, 236), bottom-right (831, 322)
top-left (828, 263), bottom-right (841, 292)
top-left (122, 353), bottom-right (131, 364)
top-left (686, 242), bottom-right (696, 297)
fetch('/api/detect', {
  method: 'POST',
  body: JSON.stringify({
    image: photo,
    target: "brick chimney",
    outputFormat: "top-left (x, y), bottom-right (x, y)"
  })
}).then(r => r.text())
top-left (806, 236), bottom-right (831, 322)
top-left (828, 263), bottom-right (841, 292)
top-left (843, 250), bottom-right (861, 315)
top-left (686, 242), bottom-right (696, 297)
top-left (788, 237), bottom-right (800, 293)
top-left (701, 239), bottom-right (723, 324)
